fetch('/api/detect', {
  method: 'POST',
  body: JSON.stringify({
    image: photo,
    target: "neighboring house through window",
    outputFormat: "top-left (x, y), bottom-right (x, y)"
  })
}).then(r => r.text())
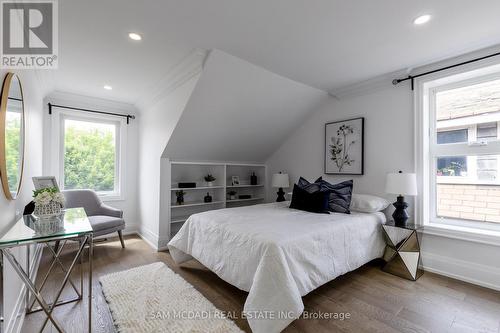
top-left (418, 65), bottom-right (500, 232)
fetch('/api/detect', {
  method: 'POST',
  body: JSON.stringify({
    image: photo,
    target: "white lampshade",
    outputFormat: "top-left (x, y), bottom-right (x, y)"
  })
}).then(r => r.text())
top-left (385, 172), bottom-right (417, 196)
top-left (272, 173), bottom-right (290, 188)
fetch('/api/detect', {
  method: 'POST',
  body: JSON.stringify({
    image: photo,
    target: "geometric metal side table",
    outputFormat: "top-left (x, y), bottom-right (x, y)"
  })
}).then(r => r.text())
top-left (0, 208), bottom-right (93, 333)
top-left (381, 220), bottom-right (423, 281)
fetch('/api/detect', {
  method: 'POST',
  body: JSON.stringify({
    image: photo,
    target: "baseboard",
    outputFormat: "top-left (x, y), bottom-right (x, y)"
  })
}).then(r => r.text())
top-left (421, 251), bottom-right (500, 291)
top-left (6, 244), bottom-right (44, 333)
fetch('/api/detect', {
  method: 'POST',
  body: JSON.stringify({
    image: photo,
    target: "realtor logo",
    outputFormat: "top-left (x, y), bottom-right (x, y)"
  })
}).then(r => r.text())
top-left (1, 0), bottom-right (58, 68)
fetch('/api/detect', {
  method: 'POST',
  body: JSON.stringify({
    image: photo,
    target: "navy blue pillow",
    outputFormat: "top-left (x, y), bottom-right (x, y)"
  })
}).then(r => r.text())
top-left (317, 179), bottom-right (353, 214)
top-left (297, 177), bottom-right (322, 193)
top-left (290, 184), bottom-right (330, 214)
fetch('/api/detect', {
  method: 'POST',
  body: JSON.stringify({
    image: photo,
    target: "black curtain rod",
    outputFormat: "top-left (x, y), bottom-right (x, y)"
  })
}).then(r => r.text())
top-left (393, 51), bottom-right (500, 90)
top-left (48, 103), bottom-right (136, 124)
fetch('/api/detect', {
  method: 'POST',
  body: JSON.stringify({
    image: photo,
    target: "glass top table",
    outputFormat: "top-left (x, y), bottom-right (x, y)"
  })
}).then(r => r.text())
top-left (0, 208), bottom-right (93, 247)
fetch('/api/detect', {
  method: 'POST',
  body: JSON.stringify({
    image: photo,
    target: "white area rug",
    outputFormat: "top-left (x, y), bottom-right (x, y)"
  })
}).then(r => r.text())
top-left (100, 262), bottom-right (243, 333)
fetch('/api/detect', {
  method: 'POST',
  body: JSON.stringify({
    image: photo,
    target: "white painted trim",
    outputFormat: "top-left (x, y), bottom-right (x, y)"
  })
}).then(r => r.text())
top-left (421, 251), bottom-right (500, 291)
top-left (135, 49), bottom-right (208, 111)
top-left (47, 91), bottom-right (138, 115)
top-left (48, 108), bottom-right (128, 201)
top-left (137, 226), bottom-right (160, 250)
top-left (421, 225), bottom-right (500, 247)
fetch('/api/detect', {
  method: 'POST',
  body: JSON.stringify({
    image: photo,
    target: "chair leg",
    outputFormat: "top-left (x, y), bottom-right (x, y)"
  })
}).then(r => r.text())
top-left (118, 230), bottom-right (125, 248)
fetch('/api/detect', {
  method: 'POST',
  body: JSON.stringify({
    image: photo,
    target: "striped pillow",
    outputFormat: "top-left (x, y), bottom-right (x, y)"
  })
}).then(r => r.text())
top-left (317, 179), bottom-right (353, 214)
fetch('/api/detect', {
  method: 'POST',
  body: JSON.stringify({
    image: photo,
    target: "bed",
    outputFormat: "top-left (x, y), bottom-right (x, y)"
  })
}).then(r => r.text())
top-left (168, 201), bottom-right (386, 333)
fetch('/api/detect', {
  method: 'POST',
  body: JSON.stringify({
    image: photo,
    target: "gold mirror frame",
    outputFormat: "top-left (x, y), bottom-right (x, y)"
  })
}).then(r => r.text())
top-left (0, 73), bottom-right (25, 200)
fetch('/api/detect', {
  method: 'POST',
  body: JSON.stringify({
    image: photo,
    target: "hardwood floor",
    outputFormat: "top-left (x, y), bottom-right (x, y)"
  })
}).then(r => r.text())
top-left (22, 235), bottom-right (500, 333)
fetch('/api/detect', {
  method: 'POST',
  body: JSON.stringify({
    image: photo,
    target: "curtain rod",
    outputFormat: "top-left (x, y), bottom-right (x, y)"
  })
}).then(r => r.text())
top-left (48, 103), bottom-right (136, 124)
top-left (392, 51), bottom-right (500, 90)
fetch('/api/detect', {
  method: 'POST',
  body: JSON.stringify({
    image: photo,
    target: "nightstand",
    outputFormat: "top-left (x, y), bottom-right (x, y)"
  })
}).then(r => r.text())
top-left (381, 220), bottom-right (423, 281)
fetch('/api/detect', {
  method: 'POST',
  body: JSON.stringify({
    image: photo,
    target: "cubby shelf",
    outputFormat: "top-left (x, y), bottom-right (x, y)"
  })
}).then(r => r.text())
top-left (226, 197), bottom-right (265, 203)
top-left (171, 201), bottom-right (225, 209)
top-left (171, 186), bottom-right (224, 191)
top-left (226, 184), bottom-right (264, 188)
top-left (168, 161), bottom-right (267, 240)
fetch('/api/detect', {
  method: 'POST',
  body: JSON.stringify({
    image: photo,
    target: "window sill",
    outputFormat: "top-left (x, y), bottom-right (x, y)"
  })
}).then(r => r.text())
top-left (421, 223), bottom-right (500, 247)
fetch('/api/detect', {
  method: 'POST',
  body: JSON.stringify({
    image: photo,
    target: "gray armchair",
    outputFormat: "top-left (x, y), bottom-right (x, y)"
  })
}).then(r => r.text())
top-left (62, 189), bottom-right (125, 248)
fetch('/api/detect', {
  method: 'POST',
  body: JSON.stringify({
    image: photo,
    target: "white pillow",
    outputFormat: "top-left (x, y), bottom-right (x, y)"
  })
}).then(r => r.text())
top-left (350, 194), bottom-right (390, 213)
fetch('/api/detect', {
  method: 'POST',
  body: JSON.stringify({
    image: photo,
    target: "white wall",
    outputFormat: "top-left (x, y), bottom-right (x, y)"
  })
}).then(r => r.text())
top-left (137, 74), bottom-right (201, 249)
top-left (267, 84), bottom-right (413, 199)
top-left (0, 69), bottom-right (45, 332)
top-left (266, 76), bottom-right (500, 290)
top-left (164, 50), bottom-right (328, 162)
top-left (43, 92), bottom-right (140, 235)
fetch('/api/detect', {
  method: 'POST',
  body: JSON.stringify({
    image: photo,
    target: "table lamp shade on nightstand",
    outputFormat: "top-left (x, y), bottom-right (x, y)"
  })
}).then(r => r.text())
top-left (385, 172), bottom-right (417, 226)
top-left (272, 173), bottom-right (289, 202)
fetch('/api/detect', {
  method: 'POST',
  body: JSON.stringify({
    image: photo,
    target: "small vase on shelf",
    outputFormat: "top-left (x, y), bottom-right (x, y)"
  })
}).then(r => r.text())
top-left (204, 192), bottom-right (213, 203)
top-left (250, 172), bottom-right (258, 185)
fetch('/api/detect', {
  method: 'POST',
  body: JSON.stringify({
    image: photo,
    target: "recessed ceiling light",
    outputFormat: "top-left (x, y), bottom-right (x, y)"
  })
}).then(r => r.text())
top-left (128, 32), bottom-right (142, 41)
top-left (104, 85), bottom-right (112, 90)
top-left (413, 14), bottom-right (431, 25)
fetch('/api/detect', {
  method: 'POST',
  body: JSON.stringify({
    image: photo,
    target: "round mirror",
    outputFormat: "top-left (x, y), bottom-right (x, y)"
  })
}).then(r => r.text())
top-left (0, 73), bottom-right (25, 200)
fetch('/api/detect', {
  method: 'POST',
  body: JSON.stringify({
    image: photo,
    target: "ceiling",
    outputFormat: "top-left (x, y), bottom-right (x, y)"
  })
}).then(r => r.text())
top-left (54, 0), bottom-right (500, 106)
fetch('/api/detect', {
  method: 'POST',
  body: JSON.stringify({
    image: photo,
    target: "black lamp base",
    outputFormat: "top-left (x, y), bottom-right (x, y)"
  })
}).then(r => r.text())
top-left (276, 188), bottom-right (286, 202)
top-left (392, 195), bottom-right (409, 226)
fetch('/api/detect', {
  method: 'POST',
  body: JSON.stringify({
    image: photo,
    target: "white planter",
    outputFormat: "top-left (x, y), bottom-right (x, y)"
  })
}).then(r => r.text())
top-left (34, 201), bottom-right (62, 217)
top-left (229, 195), bottom-right (236, 200)
top-left (206, 181), bottom-right (214, 187)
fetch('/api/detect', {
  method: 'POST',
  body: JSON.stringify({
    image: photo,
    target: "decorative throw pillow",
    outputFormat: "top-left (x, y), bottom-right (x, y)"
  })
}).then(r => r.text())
top-left (350, 194), bottom-right (390, 213)
top-left (290, 184), bottom-right (330, 214)
top-left (316, 179), bottom-right (353, 214)
top-left (297, 177), bottom-right (322, 193)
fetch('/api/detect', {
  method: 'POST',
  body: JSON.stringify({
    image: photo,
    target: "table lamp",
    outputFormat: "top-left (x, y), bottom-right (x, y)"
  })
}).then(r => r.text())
top-left (385, 171), bottom-right (417, 226)
top-left (272, 172), bottom-right (289, 202)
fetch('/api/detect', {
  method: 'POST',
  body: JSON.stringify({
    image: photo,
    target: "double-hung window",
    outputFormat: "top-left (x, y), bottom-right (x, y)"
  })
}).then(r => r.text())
top-left (422, 67), bottom-right (500, 231)
top-left (50, 109), bottom-right (126, 200)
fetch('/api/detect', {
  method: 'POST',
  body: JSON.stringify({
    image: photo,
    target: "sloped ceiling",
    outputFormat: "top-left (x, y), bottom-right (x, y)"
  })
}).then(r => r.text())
top-left (53, 0), bottom-right (500, 104)
top-left (162, 50), bottom-right (329, 162)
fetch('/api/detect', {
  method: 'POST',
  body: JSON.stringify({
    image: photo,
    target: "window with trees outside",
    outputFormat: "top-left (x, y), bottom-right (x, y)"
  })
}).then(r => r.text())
top-left (60, 115), bottom-right (122, 197)
top-left (429, 74), bottom-right (500, 229)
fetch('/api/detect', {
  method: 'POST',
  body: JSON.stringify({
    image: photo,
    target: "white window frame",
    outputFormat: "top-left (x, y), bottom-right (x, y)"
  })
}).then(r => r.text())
top-left (50, 109), bottom-right (127, 201)
top-left (416, 62), bottom-right (500, 237)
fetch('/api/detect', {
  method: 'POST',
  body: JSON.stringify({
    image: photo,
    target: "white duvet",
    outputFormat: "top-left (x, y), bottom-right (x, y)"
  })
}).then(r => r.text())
top-left (168, 202), bottom-right (386, 333)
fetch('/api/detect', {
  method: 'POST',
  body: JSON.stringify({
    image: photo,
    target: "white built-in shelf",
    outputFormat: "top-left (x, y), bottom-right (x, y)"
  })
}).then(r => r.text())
top-left (226, 184), bottom-right (264, 188)
top-left (227, 197), bottom-right (264, 203)
top-left (171, 201), bottom-right (225, 209)
top-left (169, 161), bottom-right (266, 241)
top-left (171, 186), bottom-right (224, 191)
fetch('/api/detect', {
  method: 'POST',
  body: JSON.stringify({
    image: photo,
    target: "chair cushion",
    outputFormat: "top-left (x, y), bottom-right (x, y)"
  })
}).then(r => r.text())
top-left (88, 215), bottom-right (125, 233)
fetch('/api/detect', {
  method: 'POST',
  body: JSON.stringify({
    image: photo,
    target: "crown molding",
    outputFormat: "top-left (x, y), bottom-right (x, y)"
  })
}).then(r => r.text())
top-left (134, 48), bottom-right (208, 111)
top-left (46, 90), bottom-right (138, 114)
top-left (330, 43), bottom-right (500, 100)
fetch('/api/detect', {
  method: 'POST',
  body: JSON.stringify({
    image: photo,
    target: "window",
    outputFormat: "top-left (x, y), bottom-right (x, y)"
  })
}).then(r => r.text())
top-left (50, 109), bottom-right (126, 200)
top-left (425, 73), bottom-right (500, 229)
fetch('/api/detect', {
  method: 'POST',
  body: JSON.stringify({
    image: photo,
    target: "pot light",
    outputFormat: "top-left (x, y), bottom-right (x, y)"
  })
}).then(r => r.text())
top-left (413, 14), bottom-right (431, 25)
top-left (104, 85), bottom-right (112, 90)
top-left (128, 32), bottom-right (142, 41)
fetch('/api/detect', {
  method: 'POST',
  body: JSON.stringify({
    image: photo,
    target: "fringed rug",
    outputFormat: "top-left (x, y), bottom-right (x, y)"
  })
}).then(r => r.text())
top-left (100, 262), bottom-right (243, 333)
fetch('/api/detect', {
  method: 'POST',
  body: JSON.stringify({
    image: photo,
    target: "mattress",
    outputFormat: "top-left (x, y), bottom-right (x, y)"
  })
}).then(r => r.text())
top-left (168, 201), bottom-right (386, 333)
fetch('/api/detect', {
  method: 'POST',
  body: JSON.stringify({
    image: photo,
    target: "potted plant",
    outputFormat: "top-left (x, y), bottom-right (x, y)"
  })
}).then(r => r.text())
top-left (204, 174), bottom-right (216, 187)
top-left (33, 187), bottom-right (65, 218)
top-left (175, 190), bottom-right (186, 205)
top-left (228, 191), bottom-right (237, 200)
